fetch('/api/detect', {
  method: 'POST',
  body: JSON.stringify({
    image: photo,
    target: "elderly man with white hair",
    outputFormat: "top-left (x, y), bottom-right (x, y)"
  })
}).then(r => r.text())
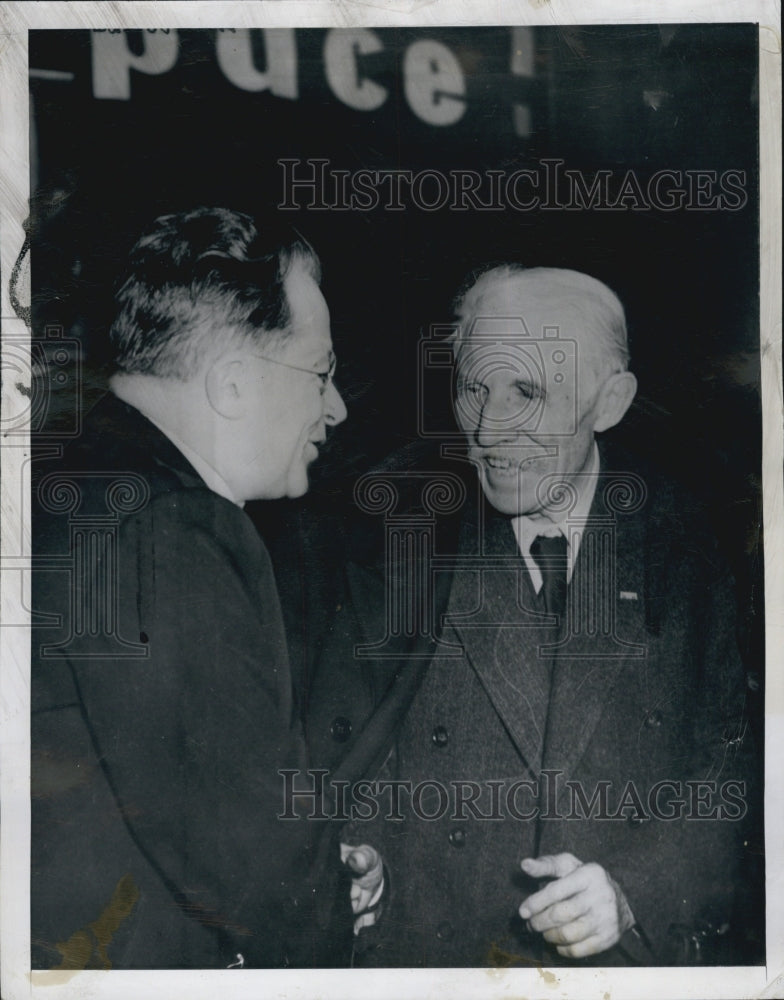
top-left (310, 264), bottom-right (753, 967)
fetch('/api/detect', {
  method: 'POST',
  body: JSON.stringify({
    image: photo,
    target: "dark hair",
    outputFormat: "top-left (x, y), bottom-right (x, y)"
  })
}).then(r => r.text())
top-left (109, 207), bottom-right (321, 378)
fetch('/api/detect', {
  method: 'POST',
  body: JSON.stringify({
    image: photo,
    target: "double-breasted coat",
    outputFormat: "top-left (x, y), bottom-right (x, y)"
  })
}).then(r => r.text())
top-left (304, 443), bottom-right (754, 966)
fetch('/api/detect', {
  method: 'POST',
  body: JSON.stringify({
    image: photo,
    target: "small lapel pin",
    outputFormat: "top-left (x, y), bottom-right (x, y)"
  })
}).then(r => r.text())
top-left (620, 591), bottom-right (638, 601)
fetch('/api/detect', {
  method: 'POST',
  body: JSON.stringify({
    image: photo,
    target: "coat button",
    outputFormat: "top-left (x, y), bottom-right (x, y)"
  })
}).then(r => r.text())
top-left (448, 828), bottom-right (467, 848)
top-left (432, 726), bottom-right (449, 748)
top-left (330, 716), bottom-right (352, 743)
top-left (645, 710), bottom-right (663, 728)
top-left (436, 921), bottom-right (454, 941)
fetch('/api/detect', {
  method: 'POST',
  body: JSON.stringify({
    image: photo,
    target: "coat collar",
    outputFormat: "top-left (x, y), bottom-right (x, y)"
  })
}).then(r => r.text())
top-left (75, 392), bottom-right (209, 497)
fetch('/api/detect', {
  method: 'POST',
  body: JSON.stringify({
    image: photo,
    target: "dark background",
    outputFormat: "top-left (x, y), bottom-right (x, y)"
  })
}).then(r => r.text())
top-left (29, 24), bottom-right (764, 961)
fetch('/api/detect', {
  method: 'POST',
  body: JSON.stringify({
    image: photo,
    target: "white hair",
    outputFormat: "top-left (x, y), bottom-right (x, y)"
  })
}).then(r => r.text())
top-left (452, 265), bottom-right (630, 383)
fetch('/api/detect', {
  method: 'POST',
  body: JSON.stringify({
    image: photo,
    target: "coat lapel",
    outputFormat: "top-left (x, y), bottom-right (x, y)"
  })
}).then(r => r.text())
top-left (447, 505), bottom-right (555, 778)
top-left (542, 478), bottom-right (650, 804)
top-left (342, 454), bottom-right (654, 794)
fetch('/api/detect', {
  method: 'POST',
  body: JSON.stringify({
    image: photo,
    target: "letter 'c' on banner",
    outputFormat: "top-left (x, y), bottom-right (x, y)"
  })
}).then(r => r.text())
top-left (404, 40), bottom-right (466, 126)
top-left (324, 29), bottom-right (387, 111)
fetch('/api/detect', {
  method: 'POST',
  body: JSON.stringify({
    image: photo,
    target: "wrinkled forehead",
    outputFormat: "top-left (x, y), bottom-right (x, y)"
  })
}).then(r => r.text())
top-left (458, 275), bottom-right (598, 340)
top-left (456, 332), bottom-right (549, 376)
top-left (455, 274), bottom-right (609, 379)
top-left (284, 261), bottom-right (330, 329)
top-left (281, 263), bottom-right (333, 360)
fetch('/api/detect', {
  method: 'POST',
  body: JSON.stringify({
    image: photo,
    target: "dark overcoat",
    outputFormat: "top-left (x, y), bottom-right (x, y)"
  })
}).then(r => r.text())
top-left (31, 394), bottom-right (352, 969)
top-left (304, 443), bottom-right (754, 967)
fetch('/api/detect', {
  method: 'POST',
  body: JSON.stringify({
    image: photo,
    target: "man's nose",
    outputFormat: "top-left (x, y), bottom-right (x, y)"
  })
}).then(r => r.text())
top-left (324, 380), bottom-right (348, 426)
top-left (473, 398), bottom-right (515, 448)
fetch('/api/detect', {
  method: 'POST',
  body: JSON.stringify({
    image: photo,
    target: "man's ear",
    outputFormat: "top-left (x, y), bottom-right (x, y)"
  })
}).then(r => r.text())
top-left (205, 357), bottom-right (247, 419)
top-left (592, 371), bottom-right (637, 433)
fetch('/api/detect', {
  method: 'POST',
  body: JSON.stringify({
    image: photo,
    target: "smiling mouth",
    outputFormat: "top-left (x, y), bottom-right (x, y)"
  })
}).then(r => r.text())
top-left (483, 456), bottom-right (521, 478)
top-left (478, 450), bottom-right (552, 480)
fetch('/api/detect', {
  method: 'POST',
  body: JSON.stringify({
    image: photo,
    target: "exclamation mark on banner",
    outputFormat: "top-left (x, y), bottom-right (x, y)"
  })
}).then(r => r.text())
top-left (511, 27), bottom-right (535, 138)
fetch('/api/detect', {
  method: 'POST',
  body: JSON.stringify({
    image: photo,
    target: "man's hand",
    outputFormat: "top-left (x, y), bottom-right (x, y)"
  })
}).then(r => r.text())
top-left (340, 843), bottom-right (384, 935)
top-left (519, 853), bottom-right (635, 958)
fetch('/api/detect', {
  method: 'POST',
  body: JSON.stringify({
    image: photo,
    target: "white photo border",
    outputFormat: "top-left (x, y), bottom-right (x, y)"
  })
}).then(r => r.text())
top-left (1, 3), bottom-right (781, 999)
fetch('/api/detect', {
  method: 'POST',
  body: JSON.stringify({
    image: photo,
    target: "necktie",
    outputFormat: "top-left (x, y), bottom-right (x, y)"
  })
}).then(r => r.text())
top-left (529, 533), bottom-right (568, 622)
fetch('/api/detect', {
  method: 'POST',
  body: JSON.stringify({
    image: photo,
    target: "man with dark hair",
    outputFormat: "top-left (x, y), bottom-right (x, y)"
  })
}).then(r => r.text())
top-left (310, 265), bottom-right (754, 967)
top-left (31, 207), bottom-right (378, 969)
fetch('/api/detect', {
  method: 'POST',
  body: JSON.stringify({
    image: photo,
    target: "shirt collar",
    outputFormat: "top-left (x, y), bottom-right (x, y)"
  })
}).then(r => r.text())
top-left (512, 442), bottom-right (600, 555)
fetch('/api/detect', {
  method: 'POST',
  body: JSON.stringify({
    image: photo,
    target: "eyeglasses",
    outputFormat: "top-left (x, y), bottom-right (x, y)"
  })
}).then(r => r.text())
top-left (252, 353), bottom-right (337, 391)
